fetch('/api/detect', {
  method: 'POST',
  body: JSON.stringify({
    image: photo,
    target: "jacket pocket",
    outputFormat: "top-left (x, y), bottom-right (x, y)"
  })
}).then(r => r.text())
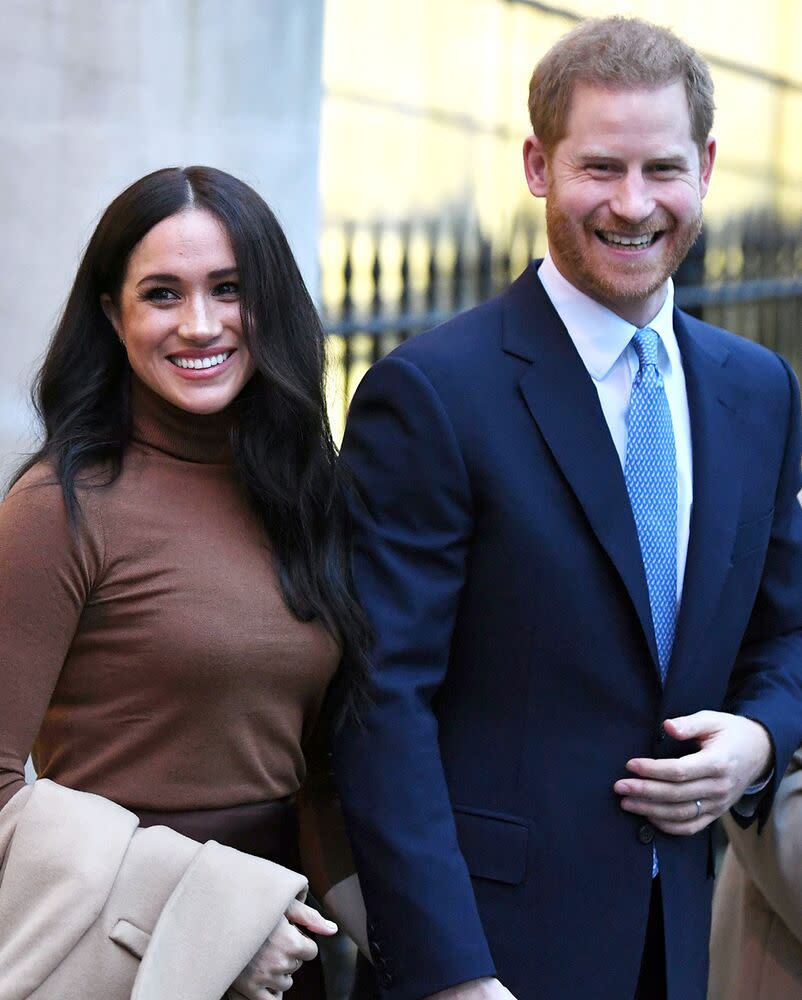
top-left (110, 918), bottom-right (150, 959)
top-left (453, 806), bottom-right (529, 886)
top-left (730, 508), bottom-right (774, 563)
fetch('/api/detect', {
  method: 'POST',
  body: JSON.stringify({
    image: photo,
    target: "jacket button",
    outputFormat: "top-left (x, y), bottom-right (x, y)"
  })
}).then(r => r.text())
top-left (380, 971), bottom-right (394, 988)
top-left (638, 823), bottom-right (655, 845)
top-left (656, 724), bottom-right (666, 742)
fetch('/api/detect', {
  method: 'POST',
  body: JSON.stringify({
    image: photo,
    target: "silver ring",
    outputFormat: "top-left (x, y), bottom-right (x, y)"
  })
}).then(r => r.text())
top-left (694, 799), bottom-right (702, 819)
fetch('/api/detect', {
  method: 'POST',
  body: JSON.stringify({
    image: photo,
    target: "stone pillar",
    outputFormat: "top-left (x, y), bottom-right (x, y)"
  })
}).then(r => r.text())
top-left (1, 0), bottom-right (324, 479)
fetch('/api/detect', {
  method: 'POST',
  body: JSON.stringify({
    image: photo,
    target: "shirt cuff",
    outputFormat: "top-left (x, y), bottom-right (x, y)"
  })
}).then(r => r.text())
top-left (731, 769), bottom-right (774, 818)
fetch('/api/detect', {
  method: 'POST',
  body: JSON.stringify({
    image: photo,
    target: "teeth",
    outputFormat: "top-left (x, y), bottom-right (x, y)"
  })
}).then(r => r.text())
top-left (170, 351), bottom-right (231, 370)
top-left (599, 231), bottom-right (655, 247)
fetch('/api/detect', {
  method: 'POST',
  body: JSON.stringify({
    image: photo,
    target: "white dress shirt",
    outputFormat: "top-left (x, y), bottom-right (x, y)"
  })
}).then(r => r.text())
top-left (537, 252), bottom-right (693, 604)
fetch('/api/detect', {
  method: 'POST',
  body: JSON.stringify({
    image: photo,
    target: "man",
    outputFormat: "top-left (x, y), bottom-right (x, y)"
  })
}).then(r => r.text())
top-left (332, 17), bottom-right (802, 1000)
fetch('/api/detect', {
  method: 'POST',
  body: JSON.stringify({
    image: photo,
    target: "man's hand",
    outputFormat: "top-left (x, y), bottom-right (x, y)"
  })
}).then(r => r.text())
top-left (425, 978), bottom-right (518, 1000)
top-left (230, 899), bottom-right (337, 998)
top-left (613, 710), bottom-right (773, 835)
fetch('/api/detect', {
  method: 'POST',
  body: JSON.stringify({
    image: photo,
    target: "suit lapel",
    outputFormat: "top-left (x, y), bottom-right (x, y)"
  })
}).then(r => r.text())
top-left (668, 310), bottom-right (743, 683)
top-left (502, 267), bottom-right (659, 669)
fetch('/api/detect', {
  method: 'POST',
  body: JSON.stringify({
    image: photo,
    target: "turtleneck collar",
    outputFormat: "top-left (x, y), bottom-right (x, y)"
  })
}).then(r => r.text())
top-left (130, 376), bottom-right (234, 464)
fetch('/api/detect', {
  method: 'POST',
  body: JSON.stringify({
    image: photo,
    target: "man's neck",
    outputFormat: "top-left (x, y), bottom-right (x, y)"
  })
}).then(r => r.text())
top-left (546, 250), bottom-right (669, 328)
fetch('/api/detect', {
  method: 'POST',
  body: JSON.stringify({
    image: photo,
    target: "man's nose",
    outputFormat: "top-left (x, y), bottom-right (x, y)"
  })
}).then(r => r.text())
top-left (177, 296), bottom-right (223, 339)
top-left (608, 174), bottom-right (656, 224)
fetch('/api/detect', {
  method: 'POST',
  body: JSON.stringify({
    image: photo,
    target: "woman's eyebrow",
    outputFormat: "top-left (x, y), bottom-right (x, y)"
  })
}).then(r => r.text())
top-left (136, 266), bottom-right (238, 288)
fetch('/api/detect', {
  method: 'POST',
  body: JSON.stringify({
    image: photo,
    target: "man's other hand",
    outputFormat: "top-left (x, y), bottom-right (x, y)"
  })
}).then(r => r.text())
top-left (426, 977), bottom-right (518, 1000)
top-left (613, 710), bottom-right (773, 834)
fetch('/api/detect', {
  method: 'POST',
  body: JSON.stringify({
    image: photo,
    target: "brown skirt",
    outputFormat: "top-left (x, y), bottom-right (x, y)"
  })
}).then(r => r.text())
top-left (136, 797), bottom-right (325, 1000)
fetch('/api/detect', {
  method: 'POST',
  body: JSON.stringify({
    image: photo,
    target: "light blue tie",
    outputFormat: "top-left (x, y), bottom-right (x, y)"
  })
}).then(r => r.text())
top-left (625, 327), bottom-right (677, 680)
top-left (624, 328), bottom-right (678, 879)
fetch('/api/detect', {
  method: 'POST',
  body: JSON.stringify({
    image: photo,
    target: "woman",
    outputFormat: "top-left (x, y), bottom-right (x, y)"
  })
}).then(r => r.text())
top-left (0, 166), bottom-right (370, 997)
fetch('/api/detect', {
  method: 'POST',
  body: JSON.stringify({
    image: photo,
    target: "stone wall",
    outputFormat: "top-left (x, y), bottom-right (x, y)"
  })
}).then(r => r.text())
top-left (1, 0), bottom-right (324, 480)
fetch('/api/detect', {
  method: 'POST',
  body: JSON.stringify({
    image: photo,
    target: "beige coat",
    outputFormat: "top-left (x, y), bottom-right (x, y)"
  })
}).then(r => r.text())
top-left (708, 749), bottom-right (802, 1000)
top-left (0, 780), bottom-right (307, 1000)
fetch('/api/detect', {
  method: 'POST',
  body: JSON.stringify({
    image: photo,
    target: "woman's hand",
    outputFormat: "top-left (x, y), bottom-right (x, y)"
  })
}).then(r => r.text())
top-left (230, 899), bottom-right (337, 998)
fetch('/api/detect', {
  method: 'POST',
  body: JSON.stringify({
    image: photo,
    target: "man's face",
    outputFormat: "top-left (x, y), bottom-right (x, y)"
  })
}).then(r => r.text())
top-left (523, 80), bottom-right (716, 326)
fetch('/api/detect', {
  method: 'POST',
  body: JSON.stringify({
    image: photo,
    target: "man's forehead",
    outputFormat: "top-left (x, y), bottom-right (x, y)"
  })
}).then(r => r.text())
top-left (568, 74), bottom-right (686, 97)
top-left (561, 79), bottom-right (694, 140)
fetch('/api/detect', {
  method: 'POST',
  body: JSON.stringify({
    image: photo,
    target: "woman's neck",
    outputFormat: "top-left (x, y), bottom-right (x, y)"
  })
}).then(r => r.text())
top-left (129, 376), bottom-right (234, 464)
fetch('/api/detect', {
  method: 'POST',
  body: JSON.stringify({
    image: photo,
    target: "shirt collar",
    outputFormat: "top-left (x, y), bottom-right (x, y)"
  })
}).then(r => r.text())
top-left (536, 251), bottom-right (677, 381)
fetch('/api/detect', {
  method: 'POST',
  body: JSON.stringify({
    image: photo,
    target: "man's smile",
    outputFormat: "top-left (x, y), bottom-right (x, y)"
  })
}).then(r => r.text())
top-left (595, 229), bottom-right (663, 249)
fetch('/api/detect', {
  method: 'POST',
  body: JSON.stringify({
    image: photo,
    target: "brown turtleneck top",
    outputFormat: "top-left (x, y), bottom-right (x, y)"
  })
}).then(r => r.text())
top-left (0, 381), bottom-right (342, 817)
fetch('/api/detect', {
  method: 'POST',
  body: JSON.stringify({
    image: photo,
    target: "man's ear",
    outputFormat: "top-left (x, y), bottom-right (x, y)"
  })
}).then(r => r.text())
top-left (523, 134), bottom-right (550, 198)
top-left (100, 294), bottom-right (124, 344)
top-left (699, 135), bottom-right (716, 199)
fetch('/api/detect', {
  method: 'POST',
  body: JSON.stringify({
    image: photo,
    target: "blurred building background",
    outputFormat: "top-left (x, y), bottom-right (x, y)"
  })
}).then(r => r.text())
top-left (4, 0), bottom-right (800, 478)
top-left (320, 0), bottom-right (802, 439)
top-left (2, 0), bottom-right (800, 473)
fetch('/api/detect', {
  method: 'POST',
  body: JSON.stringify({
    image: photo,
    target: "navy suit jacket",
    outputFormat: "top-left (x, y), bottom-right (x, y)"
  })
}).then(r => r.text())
top-left (333, 265), bottom-right (802, 1000)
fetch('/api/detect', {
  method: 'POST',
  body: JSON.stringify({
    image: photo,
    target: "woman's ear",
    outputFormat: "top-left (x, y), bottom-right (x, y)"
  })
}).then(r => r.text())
top-left (100, 294), bottom-right (124, 345)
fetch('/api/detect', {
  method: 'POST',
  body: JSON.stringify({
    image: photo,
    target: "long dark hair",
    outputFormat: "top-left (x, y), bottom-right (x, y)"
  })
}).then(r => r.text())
top-left (12, 166), bottom-right (371, 724)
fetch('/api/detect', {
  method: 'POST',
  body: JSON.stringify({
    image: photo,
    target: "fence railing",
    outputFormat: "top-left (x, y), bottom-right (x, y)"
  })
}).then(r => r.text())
top-left (321, 213), bottom-right (802, 434)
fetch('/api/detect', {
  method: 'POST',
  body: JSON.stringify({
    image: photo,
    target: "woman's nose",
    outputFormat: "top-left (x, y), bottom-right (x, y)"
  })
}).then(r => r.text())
top-left (177, 297), bottom-right (223, 339)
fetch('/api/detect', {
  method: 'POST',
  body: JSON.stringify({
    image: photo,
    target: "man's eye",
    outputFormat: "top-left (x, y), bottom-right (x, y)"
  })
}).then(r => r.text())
top-left (587, 163), bottom-right (612, 173)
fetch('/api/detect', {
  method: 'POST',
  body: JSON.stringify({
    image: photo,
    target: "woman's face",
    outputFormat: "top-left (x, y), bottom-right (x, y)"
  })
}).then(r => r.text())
top-left (103, 207), bottom-right (256, 414)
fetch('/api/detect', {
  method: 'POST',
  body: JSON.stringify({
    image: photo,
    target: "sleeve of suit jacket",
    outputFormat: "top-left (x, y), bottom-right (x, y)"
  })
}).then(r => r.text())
top-left (333, 354), bottom-right (496, 1000)
top-left (725, 356), bottom-right (802, 827)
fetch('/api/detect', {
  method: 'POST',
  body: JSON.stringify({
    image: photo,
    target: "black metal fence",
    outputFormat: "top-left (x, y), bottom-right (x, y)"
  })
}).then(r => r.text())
top-left (321, 213), bottom-right (802, 429)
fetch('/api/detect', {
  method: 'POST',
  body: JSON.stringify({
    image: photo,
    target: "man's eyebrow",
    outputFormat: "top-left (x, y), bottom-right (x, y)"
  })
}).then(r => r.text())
top-left (577, 147), bottom-right (621, 157)
top-left (136, 266), bottom-right (238, 288)
top-left (647, 154), bottom-right (690, 164)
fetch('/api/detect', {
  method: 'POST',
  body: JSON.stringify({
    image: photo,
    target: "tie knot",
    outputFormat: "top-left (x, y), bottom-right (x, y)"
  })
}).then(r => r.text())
top-left (632, 327), bottom-right (660, 373)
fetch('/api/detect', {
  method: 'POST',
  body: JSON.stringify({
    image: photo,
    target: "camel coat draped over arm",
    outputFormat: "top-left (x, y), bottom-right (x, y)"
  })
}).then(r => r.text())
top-left (0, 780), bottom-right (307, 1000)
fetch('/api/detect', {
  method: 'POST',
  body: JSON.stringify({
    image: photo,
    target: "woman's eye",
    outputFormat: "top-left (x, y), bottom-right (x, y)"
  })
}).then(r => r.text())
top-left (214, 281), bottom-right (240, 297)
top-left (142, 287), bottom-right (179, 302)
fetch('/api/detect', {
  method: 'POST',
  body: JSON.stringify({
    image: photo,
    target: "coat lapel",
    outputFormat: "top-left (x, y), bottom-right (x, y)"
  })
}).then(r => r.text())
top-left (668, 310), bottom-right (743, 682)
top-left (501, 267), bottom-right (659, 669)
